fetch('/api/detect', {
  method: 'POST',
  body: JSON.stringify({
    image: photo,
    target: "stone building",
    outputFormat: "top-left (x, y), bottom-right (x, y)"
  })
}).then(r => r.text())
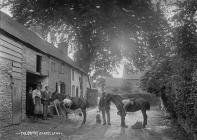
top-left (0, 12), bottom-right (89, 127)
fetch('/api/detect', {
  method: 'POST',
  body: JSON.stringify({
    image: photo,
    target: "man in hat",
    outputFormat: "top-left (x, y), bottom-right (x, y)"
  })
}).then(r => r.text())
top-left (41, 86), bottom-right (50, 120)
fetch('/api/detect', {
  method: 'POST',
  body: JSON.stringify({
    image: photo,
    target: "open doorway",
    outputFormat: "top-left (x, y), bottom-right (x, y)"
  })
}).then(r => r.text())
top-left (26, 72), bottom-right (45, 118)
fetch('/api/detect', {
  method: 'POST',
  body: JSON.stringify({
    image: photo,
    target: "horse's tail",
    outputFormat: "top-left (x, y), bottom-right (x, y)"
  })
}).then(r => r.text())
top-left (145, 101), bottom-right (150, 110)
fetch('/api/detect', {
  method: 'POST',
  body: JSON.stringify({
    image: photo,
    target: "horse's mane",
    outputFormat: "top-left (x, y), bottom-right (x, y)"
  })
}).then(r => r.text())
top-left (106, 93), bottom-right (123, 106)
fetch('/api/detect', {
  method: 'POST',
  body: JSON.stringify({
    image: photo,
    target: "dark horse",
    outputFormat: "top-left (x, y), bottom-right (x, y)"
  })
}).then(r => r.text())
top-left (50, 90), bottom-right (89, 125)
top-left (105, 93), bottom-right (150, 128)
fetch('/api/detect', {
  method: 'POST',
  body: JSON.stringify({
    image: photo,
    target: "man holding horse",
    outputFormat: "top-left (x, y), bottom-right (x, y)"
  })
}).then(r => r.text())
top-left (99, 92), bottom-right (111, 125)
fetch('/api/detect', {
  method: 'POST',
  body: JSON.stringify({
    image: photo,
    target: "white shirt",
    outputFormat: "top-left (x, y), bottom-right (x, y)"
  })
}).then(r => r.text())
top-left (122, 99), bottom-right (134, 105)
top-left (122, 99), bottom-right (130, 105)
top-left (32, 89), bottom-right (41, 104)
top-left (63, 98), bottom-right (72, 106)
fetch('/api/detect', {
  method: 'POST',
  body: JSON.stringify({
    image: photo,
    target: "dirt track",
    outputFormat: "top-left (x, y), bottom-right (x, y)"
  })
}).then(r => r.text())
top-left (0, 105), bottom-right (187, 140)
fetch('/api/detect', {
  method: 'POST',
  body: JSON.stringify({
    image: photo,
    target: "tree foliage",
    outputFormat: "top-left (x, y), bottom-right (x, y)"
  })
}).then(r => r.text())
top-left (141, 0), bottom-right (197, 134)
top-left (3, 0), bottom-right (169, 77)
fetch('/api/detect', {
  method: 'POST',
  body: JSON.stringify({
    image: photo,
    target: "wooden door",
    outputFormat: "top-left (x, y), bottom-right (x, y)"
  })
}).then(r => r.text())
top-left (12, 79), bottom-right (22, 124)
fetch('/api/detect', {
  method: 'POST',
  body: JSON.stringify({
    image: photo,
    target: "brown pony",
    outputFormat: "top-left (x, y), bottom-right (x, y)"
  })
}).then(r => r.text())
top-left (105, 93), bottom-right (150, 128)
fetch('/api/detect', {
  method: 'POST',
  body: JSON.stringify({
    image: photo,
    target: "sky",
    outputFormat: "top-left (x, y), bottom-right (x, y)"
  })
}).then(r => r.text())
top-left (0, 7), bottom-right (124, 78)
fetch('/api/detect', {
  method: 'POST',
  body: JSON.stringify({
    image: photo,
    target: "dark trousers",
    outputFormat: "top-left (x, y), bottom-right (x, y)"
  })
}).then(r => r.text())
top-left (101, 109), bottom-right (110, 124)
top-left (43, 103), bottom-right (48, 119)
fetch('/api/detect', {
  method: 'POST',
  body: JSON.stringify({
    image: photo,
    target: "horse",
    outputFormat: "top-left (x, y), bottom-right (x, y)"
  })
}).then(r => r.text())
top-left (105, 93), bottom-right (150, 128)
top-left (50, 91), bottom-right (89, 125)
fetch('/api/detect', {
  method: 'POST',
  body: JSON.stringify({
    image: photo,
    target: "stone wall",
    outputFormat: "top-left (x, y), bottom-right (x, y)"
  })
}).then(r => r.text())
top-left (0, 58), bottom-right (12, 127)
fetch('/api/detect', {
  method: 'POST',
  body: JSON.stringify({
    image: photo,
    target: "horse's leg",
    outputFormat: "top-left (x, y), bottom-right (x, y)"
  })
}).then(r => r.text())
top-left (65, 110), bottom-right (68, 120)
top-left (141, 109), bottom-right (147, 128)
top-left (120, 109), bottom-right (127, 128)
top-left (81, 108), bottom-right (86, 124)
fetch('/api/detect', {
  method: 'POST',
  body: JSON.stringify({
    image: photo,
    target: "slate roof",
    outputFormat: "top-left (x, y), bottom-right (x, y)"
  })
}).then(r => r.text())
top-left (0, 11), bottom-right (87, 75)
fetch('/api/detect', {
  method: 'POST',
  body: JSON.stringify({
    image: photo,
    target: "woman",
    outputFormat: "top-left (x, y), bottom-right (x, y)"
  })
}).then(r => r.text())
top-left (32, 83), bottom-right (43, 120)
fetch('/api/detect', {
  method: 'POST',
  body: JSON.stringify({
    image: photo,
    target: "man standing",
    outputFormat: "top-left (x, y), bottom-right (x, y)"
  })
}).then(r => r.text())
top-left (42, 86), bottom-right (50, 120)
top-left (99, 92), bottom-right (111, 125)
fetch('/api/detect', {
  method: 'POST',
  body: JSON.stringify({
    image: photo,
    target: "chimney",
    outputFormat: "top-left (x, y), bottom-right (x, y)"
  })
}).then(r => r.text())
top-left (58, 42), bottom-right (68, 56)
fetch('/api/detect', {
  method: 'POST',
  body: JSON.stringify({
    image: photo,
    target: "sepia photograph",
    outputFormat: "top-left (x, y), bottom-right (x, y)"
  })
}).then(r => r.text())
top-left (0, 0), bottom-right (197, 140)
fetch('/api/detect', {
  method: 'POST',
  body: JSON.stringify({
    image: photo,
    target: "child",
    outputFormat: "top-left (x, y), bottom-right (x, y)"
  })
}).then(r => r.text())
top-left (96, 111), bottom-right (101, 124)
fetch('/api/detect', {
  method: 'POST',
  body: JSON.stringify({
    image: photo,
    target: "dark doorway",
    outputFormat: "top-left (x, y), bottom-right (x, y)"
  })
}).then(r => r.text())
top-left (26, 72), bottom-right (44, 117)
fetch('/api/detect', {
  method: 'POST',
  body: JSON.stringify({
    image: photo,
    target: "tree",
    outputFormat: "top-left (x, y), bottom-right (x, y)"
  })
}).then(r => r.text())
top-left (141, 0), bottom-right (197, 135)
top-left (3, 0), bottom-right (168, 78)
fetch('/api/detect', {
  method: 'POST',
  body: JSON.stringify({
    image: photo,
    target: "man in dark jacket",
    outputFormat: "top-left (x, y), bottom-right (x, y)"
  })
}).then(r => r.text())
top-left (41, 86), bottom-right (50, 120)
top-left (99, 92), bottom-right (111, 125)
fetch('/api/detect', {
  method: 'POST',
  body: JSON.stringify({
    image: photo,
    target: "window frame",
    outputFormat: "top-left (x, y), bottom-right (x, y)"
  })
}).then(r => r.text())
top-left (36, 55), bottom-right (42, 73)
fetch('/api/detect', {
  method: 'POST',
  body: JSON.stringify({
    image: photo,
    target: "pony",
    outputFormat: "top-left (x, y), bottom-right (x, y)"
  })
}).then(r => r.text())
top-left (50, 83), bottom-right (89, 125)
top-left (105, 93), bottom-right (150, 128)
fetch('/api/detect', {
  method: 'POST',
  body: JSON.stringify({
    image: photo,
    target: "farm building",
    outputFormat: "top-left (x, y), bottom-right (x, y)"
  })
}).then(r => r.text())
top-left (0, 12), bottom-right (90, 127)
top-left (105, 65), bottom-right (143, 94)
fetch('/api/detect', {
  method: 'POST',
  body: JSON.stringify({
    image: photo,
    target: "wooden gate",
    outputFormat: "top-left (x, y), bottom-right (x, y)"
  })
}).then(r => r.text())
top-left (12, 78), bottom-right (22, 124)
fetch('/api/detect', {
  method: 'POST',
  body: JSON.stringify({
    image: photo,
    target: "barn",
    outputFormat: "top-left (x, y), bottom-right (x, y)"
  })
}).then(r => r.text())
top-left (0, 12), bottom-right (90, 127)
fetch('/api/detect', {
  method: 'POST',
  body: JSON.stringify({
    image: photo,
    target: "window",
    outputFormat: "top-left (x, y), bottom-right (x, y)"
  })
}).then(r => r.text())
top-left (55, 63), bottom-right (58, 72)
top-left (51, 62), bottom-right (55, 72)
top-left (60, 82), bottom-right (65, 94)
top-left (36, 55), bottom-right (42, 73)
top-left (72, 69), bottom-right (75, 81)
top-left (136, 81), bottom-right (140, 87)
top-left (76, 86), bottom-right (79, 97)
top-left (59, 63), bottom-right (61, 74)
top-left (59, 64), bottom-right (64, 74)
top-left (72, 85), bottom-right (75, 96)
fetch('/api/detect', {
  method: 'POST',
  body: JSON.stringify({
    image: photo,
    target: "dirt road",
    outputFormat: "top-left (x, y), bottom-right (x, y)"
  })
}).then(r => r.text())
top-left (0, 105), bottom-right (187, 140)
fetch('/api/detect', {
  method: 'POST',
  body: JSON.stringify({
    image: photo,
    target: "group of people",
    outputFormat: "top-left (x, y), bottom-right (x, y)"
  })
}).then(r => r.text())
top-left (98, 92), bottom-right (135, 125)
top-left (26, 83), bottom-right (51, 120)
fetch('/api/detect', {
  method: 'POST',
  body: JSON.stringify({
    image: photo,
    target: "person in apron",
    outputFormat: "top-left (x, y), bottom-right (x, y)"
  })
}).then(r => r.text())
top-left (32, 83), bottom-right (43, 120)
